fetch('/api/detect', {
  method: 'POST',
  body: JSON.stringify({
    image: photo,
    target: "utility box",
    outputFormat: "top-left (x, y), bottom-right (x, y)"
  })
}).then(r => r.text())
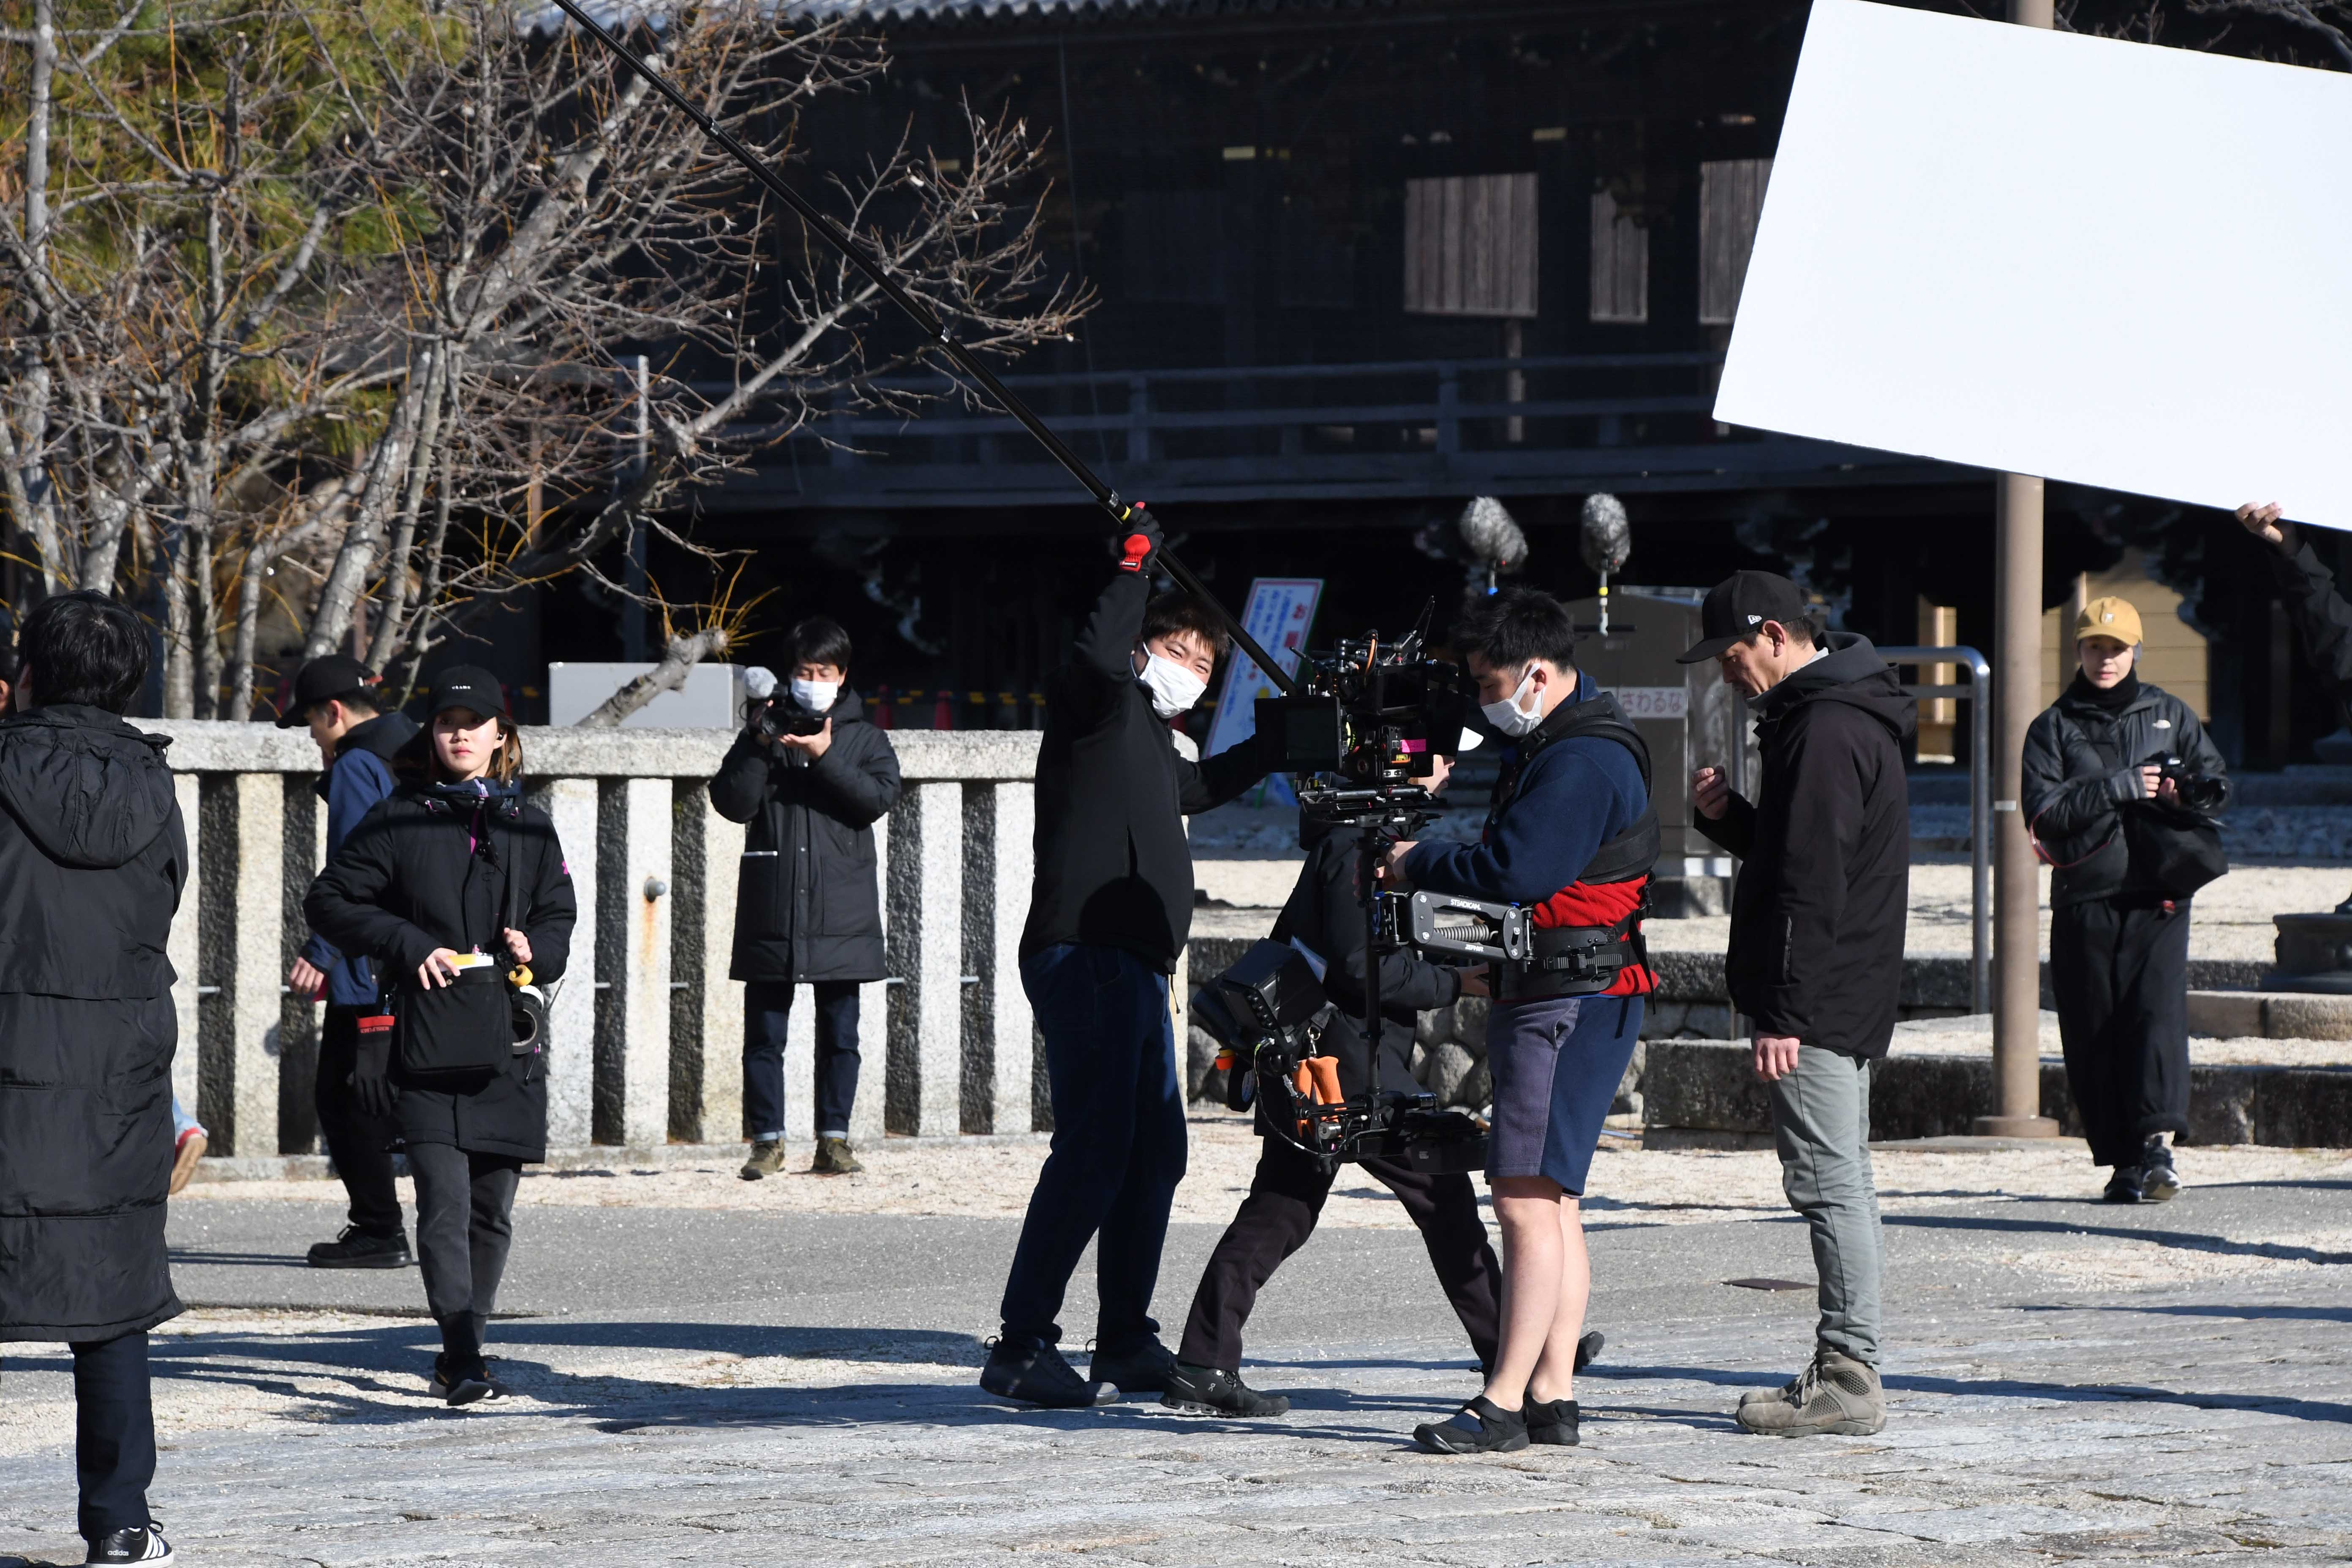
top-left (547, 662), bottom-right (752, 729)
top-left (1565, 589), bottom-right (1753, 913)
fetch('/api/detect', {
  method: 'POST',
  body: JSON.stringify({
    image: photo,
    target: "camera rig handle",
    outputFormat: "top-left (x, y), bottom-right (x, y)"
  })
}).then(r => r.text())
top-left (546, 0), bottom-right (1298, 697)
top-left (1405, 890), bottom-right (1532, 965)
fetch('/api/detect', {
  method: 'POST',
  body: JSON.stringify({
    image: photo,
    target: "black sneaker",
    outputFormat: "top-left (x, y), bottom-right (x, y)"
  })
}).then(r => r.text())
top-left (307, 1225), bottom-right (411, 1269)
top-left (2140, 1137), bottom-right (2182, 1202)
top-left (1525, 1394), bottom-right (1580, 1446)
top-left (1160, 1362), bottom-right (1290, 1418)
top-left (430, 1356), bottom-right (509, 1407)
top-left (1089, 1335), bottom-right (1177, 1395)
top-left (1413, 1395), bottom-right (1529, 1454)
top-left (1574, 1330), bottom-right (1605, 1372)
top-left (85, 1525), bottom-right (174, 1563)
top-left (2104, 1164), bottom-right (2145, 1204)
top-left (980, 1339), bottom-right (1116, 1409)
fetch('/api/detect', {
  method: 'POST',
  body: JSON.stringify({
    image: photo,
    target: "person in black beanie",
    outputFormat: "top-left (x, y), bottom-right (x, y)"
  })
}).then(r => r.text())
top-left (306, 667), bottom-right (575, 1405)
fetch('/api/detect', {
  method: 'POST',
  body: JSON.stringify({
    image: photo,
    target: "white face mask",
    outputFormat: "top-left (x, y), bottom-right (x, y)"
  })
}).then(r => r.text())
top-left (1479, 665), bottom-right (1544, 738)
top-left (1136, 651), bottom-right (1207, 720)
top-left (790, 678), bottom-right (840, 712)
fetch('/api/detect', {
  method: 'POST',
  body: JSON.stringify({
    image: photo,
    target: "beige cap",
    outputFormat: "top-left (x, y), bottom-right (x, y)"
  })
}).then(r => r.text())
top-left (2075, 596), bottom-right (2143, 646)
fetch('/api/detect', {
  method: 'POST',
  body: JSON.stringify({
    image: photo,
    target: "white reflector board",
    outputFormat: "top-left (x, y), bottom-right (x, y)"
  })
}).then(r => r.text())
top-left (1715, 0), bottom-right (2352, 530)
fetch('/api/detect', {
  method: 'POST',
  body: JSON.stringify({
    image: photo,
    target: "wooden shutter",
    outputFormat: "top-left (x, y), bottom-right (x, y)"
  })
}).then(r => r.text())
top-left (1588, 189), bottom-right (1648, 324)
top-left (1699, 158), bottom-right (1773, 325)
top-left (1124, 192), bottom-right (1226, 305)
top-left (1402, 173), bottom-right (1537, 318)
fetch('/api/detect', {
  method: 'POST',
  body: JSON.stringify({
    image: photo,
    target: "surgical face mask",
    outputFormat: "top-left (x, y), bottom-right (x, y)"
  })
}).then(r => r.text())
top-left (790, 678), bottom-right (840, 712)
top-left (1479, 665), bottom-right (1544, 738)
top-left (1137, 652), bottom-right (1206, 720)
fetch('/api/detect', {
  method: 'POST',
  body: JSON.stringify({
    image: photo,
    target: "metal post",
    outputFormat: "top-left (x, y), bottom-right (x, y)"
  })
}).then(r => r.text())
top-left (1982, 471), bottom-right (2060, 1136)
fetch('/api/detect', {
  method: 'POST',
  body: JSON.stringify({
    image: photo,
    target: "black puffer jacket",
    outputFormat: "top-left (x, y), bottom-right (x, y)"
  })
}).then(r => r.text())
top-left (306, 781), bottom-right (577, 1161)
top-left (2024, 675), bottom-right (2226, 909)
top-left (0, 706), bottom-right (189, 1342)
top-left (1693, 635), bottom-right (1914, 1059)
top-left (709, 692), bottom-right (901, 983)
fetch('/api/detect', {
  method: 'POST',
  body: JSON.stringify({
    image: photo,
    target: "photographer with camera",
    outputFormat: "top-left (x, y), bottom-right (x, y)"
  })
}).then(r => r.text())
top-left (1165, 748), bottom-right (1506, 1418)
top-left (711, 617), bottom-right (902, 1179)
top-left (1685, 571), bottom-right (1911, 1439)
top-left (983, 509), bottom-right (1271, 1408)
top-left (1378, 587), bottom-right (1657, 1456)
top-left (2025, 596), bottom-right (2226, 1204)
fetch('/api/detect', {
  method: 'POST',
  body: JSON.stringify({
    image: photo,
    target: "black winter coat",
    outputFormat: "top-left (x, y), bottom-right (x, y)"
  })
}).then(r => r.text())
top-left (305, 783), bottom-right (577, 1162)
top-left (1693, 636), bottom-right (1914, 1059)
top-left (2268, 539), bottom-right (2352, 714)
top-left (2024, 676), bottom-right (2226, 909)
top-left (1272, 824), bottom-right (1462, 1098)
top-left (1021, 568), bottom-right (1269, 972)
top-left (0, 706), bottom-right (188, 1342)
top-left (709, 692), bottom-right (901, 982)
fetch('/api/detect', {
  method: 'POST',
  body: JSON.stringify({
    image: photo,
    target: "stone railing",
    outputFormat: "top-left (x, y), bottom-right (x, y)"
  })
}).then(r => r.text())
top-left (140, 722), bottom-right (1040, 1157)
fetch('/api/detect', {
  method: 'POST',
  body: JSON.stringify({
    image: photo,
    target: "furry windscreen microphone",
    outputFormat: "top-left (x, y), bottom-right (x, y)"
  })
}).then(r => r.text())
top-left (1579, 493), bottom-right (1631, 577)
top-left (1457, 496), bottom-right (1527, 576)
top-left (741, 665), bottom-right (778, 700)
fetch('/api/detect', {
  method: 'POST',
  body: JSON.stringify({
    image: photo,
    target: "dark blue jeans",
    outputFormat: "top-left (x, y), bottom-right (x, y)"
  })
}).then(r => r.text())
top-left (998, 942), bottom-right (1186, 1351)
top-left (73, 1331), bottom-right (155, 1540)
top-left (743, 980), bottom-right (861, 1141)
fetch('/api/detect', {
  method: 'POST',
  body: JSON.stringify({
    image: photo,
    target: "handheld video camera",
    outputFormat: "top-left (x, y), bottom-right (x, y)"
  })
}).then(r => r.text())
top-left (742, 666), bottom-right (828, 740)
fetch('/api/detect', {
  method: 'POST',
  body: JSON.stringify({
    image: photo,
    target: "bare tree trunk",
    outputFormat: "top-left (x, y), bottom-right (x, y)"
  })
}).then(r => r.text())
top-left (160, 522), bottom-right (193, 718)
top-left (191, 521), bottom-right (220, 719)
top-left (368, 348), bottom-right (452, 670)
top-left (576, 628), bottom-right (731, 728)
top-left (7, 0), bottom-right (66, 599)
top-left (304, 359), bottom-right (428, 659)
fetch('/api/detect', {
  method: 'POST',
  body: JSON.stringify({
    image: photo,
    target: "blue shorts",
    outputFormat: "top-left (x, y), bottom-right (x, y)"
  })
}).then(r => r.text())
top-left (1485, 993), bottom-right (1644, 1193)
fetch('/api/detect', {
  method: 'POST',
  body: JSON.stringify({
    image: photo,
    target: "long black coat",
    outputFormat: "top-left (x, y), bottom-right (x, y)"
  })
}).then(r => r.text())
top-left (305, 784), bottom-right (576, 1162)
top-left (1693, 636), bottom-right (1914, 1060)
top-left (2268, 539), bottom-right (2352, 712)
top-left (2024, 676), bottom-right (2226, 909)
top-left (0, 706), bottom-right (189, 1342)
top-left (709, 692), bottom-right (901, 983)
top-left (1021, 568), bottom-right (1268, 972)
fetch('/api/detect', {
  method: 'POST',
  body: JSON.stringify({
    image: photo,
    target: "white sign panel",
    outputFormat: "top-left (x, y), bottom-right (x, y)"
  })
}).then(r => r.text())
top-left (1715, 0), bottom-right (2352, 530)
top-left (1204, 578), bottom-right (1323, 802)
top-left (1603, 686), bottom-right (1689, 722)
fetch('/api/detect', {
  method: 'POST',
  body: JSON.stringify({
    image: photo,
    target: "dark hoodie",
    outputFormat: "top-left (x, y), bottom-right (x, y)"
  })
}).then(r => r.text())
top-left (1693, 634), bottom-right (1916, 1059)
top-left (0, 705), bottom-right (190, 1341)
top-left (300, 709), bottom-right (420, 1006)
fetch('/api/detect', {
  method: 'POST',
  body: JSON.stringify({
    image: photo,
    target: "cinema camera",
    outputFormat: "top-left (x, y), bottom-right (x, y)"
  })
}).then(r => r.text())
top-left (1191, 608), bottom-right (1531, 1175)
top-left (740, 667), bottom-right (828, 740)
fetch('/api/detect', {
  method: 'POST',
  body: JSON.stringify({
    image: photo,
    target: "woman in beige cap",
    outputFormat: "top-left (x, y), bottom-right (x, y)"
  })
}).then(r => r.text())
top-left (2023, 596), bottom-right (2228, 1203)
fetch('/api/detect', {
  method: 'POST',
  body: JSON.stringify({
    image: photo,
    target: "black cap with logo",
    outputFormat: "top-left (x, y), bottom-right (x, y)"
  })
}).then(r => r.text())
top-left (427, 665), bottom-right (510, 721)
top-left (1676, 571), bottom-right (1813, 664)
top-left (273, 654), bottom-right (381, 728)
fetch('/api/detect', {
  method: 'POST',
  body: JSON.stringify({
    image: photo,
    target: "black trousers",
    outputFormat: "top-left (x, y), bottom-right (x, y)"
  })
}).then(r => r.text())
top-left (742, 980), bottom-right (861, 1140)
top-left (69, 1331), bottom-right (155, 1541)
top-left (1178, 1138), bottom-right (1503, 1375)
top-left (2051, 896), bottom-right (2193, 1167)
top-left (316, 1003), bottom-right (406, 1237)
top-left (408, 1143), bottom-right (523, 1372)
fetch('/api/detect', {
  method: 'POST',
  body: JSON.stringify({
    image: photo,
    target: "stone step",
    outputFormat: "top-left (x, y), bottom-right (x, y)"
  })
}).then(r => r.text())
top-left (2186, 990), bottom-right (2352, 1041)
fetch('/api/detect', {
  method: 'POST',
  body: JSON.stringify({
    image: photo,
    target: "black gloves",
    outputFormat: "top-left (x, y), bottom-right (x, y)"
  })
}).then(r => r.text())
top-left (354, 1013), bottom-right (396, 1120)
top-left (1111, 505), bottom-right (1163, 574)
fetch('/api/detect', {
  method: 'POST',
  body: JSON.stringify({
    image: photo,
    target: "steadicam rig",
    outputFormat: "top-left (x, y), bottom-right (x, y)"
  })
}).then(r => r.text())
top-left (1255, 601), bottom-right (1475, 820)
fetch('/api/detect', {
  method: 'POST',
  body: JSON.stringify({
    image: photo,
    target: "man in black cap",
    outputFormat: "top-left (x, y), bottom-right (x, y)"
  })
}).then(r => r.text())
top-left (1680, 571), bottom-right (1913, 1438)
top-left (278, 653), bottom-right (419, 1268)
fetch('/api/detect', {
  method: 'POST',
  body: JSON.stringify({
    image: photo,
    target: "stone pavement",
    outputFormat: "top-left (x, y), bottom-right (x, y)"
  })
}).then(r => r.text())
top-left (5, 1160), bottom-right (2351, 1565)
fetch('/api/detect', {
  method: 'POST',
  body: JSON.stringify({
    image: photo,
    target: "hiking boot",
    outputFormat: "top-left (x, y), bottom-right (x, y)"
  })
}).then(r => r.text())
top-left (1524, 1394), bottom-right (1580, 1446)
top-left (1161, 1362), bottom-right (1290, 1417)
top-left (85, 1524), bottom-right (174, 1564)
top-left (1734, 1348), bottom-right (1885, 1437)
top-left (980, 1339), bottom-right (1116, 1408)
top-left (1739, 1371), bottom-right (1801, 1408)
top-left (168, 1128), bottom-right (206, 1198)
top-left (1413, 1395), bottom-right (1530, 1454)
top-left (2104, 1163), bottom-right (2145, 1204)
top-left (2140, 1136), bottom-right (2181, 1202)
top-left (812, 1136), bottom-right (863, 1176)
top-left (306, 1226), bottom-right (411, 1269)
top-left (1090, 1335), bottom-right (1177, 1395)
top-left (739, 1141), bottom-right (786, 1181)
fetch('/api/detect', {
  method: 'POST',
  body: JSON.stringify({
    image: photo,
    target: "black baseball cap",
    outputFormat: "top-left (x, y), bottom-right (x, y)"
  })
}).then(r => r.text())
top-left (426, 665), bottom-right (510, 721)
top-left (273, 654), bottom-right (381, 728)
top-left (1676, 571), bottom-right (1813, 664)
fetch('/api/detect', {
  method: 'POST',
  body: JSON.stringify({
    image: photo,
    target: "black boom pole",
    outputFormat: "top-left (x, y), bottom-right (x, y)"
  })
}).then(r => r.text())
top-left (545, 0), bottom-right (1300, 697)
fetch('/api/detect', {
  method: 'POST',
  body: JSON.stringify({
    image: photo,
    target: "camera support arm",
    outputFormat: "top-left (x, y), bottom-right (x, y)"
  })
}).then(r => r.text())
top-left (547, 0), bottom-right (1298, 696)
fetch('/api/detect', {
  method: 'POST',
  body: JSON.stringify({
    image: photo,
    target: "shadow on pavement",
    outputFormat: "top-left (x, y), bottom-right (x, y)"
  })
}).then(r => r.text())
top-left (1884, 1211), bottom-right (2352, 1266)
top-left (2020, 1301), bottom-right (2352, 1326)
top-left (1594, 1361), bottom-right (2352, 1426)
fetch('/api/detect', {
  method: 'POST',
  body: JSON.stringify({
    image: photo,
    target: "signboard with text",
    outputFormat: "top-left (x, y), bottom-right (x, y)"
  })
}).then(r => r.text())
top-left (1203, 578), bottom-right (1323, 804)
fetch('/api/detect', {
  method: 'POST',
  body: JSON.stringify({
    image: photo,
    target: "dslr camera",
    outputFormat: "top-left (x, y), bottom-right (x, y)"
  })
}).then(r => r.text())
top-left (2151, 756), bottom-right (2229, 815)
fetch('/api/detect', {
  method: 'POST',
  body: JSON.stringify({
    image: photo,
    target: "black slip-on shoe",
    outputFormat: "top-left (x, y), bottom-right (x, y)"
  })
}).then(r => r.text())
top-left (1574, 1331), bottom-right (1605, 1372)
top-left (85, 1525), bottom-right (174, 1564)
top-left (1160, 1362), bottom-right (1290, 1418)
top-left (980, 1339), bottom-right (1116, 1408)
top-left (2104, 1165), bottom-right (2145, 1204)
top-left (1089, 1336), bottom-right (1177, 1395)
top-left (1413, 1395), bottom-right (1529, 1454)
top-left (307, 1225), bottom-right (412, 1269)
top-left (1525, 1394), bottom-right (1581, 1446)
